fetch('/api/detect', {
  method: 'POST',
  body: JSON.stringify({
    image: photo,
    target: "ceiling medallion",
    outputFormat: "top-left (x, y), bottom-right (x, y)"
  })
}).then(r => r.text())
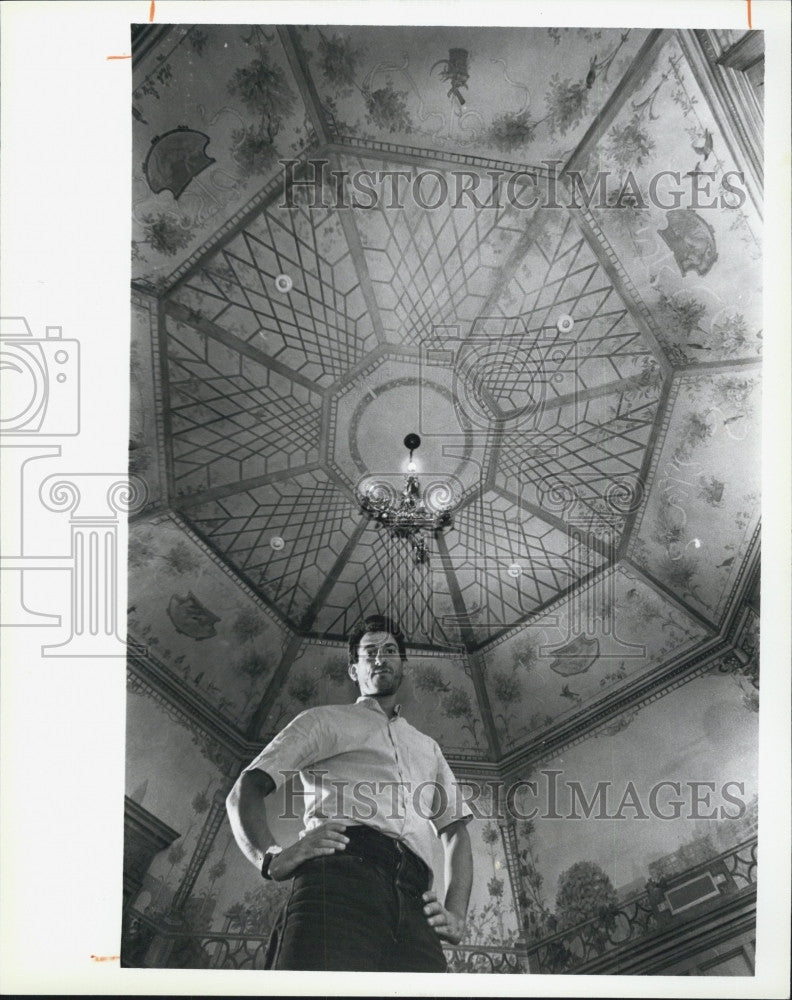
top-left (355, 434), bottom-right (457, 566)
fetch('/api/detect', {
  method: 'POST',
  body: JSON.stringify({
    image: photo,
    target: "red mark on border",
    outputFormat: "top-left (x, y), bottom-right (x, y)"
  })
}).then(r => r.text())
top-left (149, 1), bottom-right (156, 21)
top-left (108, 1), bottom-right (153, 59)
top-left (90, 954), bottom-right (120, 962)
top-left (747, 0), bottom-right (752, 28)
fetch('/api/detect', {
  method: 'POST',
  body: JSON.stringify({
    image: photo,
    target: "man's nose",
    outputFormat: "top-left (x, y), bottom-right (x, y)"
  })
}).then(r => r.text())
top-left (374, 649), bottom-right (383, 664)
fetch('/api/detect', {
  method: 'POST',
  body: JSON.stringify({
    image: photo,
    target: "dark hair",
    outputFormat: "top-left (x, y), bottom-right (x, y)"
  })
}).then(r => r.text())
top-left (347, 615), bottom-right (407, 665)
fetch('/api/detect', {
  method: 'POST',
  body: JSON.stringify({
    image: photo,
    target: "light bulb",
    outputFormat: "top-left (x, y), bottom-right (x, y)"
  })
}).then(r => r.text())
top-left (408, 460), bottom-right (417, 472)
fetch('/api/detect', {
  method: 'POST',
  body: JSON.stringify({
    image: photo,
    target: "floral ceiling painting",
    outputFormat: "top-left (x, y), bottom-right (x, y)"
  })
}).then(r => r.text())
top-left (126, 21), bottom-right (763, 972)
top-left (298, 26), bottom-right (649, 163)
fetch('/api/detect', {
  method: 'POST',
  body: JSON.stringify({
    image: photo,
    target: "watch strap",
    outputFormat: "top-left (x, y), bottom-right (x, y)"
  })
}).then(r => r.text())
top-left (260, 846), bottom-right (282, 880)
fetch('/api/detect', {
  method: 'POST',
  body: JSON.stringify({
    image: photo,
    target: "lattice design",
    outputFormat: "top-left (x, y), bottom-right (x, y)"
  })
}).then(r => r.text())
top-left (495, 383), bottom-right (660, 535)
top-left (166, 318), bottom-right (322, 491)
top-left (349, 156), bottom-right (528, 347)
top-left (488, 211), bottom-right (654, 396)
top-left (442, 491), bottom-right (606, 630)
top-left (184, 471), bottom-right (360, 623)
top-left (313, 522), bottom-right (461, 647)
top-left (169, 201), bottom-right (376, 383)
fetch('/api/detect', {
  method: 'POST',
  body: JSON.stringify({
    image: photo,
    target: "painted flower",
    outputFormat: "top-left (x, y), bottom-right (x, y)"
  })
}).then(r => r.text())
top-left (363, 84), bottom-right (412, 134)
top-left (208, 859), bottom-right (227, 881)
top-left (164, 541), bottom-right (201, 576)
top-left (546, 75), bottom-right (590, 136)
top-left (288, 672), bottom-right (318, 705)
top-left (142, 213), bottom-right (196, 257)
top-left (482, 823), bottom-right (500, 845)
top-left (493, 670), bottom-right (523, 704)
top-left (235, 651), bottom-right (268, 680)
top-left (412, 663), bottom-right (451, 694)
top-left (607, 114), bottom-right (655, 169)
top-left (318, 32), bottom-right (362, 93)
top-left (227, 56), bottom-right (296, 120)
top-left (487, 876), bottom-right (505, 899)
top-left (487, 109), bottom-right (538, 152)
top-left (325, 656), bottom-right (352, 686)
top-left (167, 842), bottom-right (186, 865)
top-left (442, 687), bottom-right (473, 719)
top-left (231, 125), bottom-right (279, 178)
top-left (192, 790), bottom-right (210, 813)
top-left (232, 606), bottom-right (268, 643)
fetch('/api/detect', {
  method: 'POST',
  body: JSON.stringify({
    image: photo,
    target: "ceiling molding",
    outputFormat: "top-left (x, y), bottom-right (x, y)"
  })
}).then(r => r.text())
top-left (678, 30), bottom-right (763, 217)
top-left (277, 26), bottom-right (330, 145)
top-left (326, 138), bottom-right (560, 179)
top-left (617, 374), bottom-right (674, 557)
top-left (676, 356), bottom-right (762, 374)
top-left (570, 206), bottom-right (673, 378)
top-left (245, 631), bottom-right (307, 739)
top-left (622, 557), bottom-right (720, 632)
top-left (156, 298), bottom-right (178, 504)
top-left (326, 151), bottom-right (391, 347)
top-left (131, 24), bottom-right (175, 72)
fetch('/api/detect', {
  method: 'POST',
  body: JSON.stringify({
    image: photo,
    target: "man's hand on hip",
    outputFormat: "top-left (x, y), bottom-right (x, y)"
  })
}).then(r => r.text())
top-left (267, 820), bottom-right (350, 881)
top-left (422, 889), bottom-right (466, 944)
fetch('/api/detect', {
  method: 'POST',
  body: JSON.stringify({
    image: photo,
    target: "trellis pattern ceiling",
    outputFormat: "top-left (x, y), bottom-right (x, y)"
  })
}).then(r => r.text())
top-left (130, 25), bottom-right (761, 752)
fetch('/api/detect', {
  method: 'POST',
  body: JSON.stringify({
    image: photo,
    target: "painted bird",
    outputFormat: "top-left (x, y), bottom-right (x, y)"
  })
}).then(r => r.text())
top-left (560, 683), bottom-right (581, 702)
top-left (692, 128), bottom-right (714, 161)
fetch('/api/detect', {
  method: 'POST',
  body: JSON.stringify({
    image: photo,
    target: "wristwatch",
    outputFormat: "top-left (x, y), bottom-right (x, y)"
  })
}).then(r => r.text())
top-left (260, 846), bottom-right (282, 880)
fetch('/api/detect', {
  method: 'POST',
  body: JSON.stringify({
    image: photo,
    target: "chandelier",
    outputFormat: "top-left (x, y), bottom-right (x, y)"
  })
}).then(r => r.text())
top-left (355, 434), bottom-right (457, 565)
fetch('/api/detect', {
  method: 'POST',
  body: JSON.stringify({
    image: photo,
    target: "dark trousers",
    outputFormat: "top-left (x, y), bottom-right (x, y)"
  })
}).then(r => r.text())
top-left (264, 827), bottom-right (448, 972)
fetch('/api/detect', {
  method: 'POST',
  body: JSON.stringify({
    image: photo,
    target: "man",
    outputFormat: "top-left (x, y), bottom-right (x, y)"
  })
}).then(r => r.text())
top-left (226, 614), bottom-right (474, 972)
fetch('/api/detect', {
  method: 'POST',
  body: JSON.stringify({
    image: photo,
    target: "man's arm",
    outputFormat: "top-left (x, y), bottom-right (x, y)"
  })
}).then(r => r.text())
top-left (226, 768), bottom-right (350, 880)
top-left (225, 769), bottom-right (277, 870)
top-left (422, 819), bottom-right (473, 944)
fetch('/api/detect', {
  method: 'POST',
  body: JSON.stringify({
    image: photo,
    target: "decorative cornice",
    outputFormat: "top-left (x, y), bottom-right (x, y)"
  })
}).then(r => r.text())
top-left (327, 138), bottom-right (561, 179)
top-left (677, 30), bottom-right (763, 217)
top-left (124, 796), bottom-right (180, 850)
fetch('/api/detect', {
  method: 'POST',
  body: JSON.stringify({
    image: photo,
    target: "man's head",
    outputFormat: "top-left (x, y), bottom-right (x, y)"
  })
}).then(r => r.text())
top-left (347, 615), bottom-right (407, 698)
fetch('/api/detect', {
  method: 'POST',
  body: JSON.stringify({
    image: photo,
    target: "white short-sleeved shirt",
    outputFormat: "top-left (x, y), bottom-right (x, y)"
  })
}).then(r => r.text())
top-left (243, 696), bottom-right (473, 872)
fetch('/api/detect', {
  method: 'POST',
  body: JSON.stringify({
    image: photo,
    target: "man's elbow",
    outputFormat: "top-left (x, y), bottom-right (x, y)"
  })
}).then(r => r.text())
top-left (227, 768), bottom-right (275, 818)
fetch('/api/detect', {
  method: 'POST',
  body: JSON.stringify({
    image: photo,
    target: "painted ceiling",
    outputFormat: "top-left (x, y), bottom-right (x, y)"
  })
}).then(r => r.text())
top-left (129, 25), bottom-right (761, 763)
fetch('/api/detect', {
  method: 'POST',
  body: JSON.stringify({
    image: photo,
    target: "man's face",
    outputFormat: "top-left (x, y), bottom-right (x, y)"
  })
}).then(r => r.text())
top-left (349, 630), bottom-right (404, 697)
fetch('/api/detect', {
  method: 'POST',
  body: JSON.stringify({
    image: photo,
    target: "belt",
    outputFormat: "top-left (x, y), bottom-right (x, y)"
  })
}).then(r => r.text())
top-left (344, 825), bottom-right (431, 892)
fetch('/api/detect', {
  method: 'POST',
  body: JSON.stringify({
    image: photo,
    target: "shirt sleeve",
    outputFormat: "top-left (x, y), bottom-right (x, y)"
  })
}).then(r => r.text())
top-left (430, 744), bottom-right (474, 835)
top-left (242, 708), bottom-right (327, 790)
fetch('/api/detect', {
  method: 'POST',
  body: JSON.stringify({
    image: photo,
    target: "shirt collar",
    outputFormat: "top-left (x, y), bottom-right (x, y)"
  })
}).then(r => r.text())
top-left (356, 695), bottom-right (401, 717)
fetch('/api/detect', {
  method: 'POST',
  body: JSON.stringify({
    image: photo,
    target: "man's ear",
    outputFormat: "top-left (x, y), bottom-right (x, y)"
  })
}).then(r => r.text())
top-left (348, 663), bottom-right (358, 684)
